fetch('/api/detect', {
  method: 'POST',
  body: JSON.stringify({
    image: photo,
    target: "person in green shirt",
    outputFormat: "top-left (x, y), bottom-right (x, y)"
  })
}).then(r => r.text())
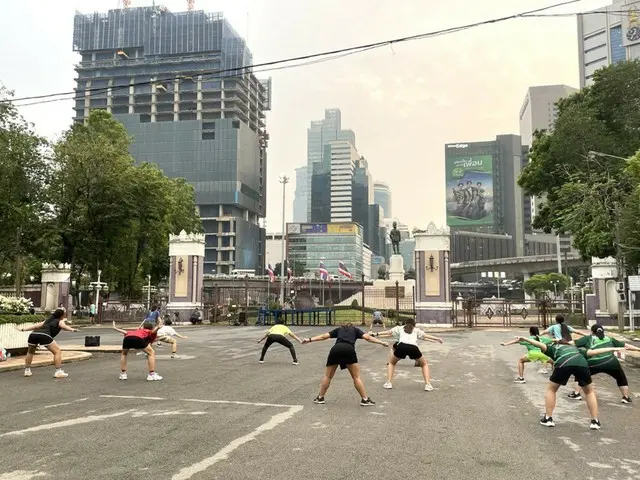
top-left (257, 319), bottom-right (304, 365)
top-left (501, 326), bottom-right (554, 383)
top-left (567, 324), bottom-right (640, 404)
top-left (517, 323), bottom-right (609, 430)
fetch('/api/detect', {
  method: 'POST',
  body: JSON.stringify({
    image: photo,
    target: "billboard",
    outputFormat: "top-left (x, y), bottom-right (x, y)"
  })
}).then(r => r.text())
top-left (445, 155), bottom-right (494, 227)
top-left (623, 1), bottom-right (640, 47)
top-left (299, 223), bottom-right (328, 234)
top-left (327, 223), bottom-right (356, 234)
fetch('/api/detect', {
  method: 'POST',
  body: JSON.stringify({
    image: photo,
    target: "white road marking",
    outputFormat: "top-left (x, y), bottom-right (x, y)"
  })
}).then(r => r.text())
top-left (172, 405), bottom-right (303, 480)
top-left (0, 471), bottom-right (47, 480)
top-left (370, 412), bottom-right (387, 416)
top-left (100, 395), bottom-right (166, 401)
top-left (587, 462), bottom-right (613, 469)
top-left (0, 410), bottom-right (136, 437)
top-left (558, 436), bottom-right (581, 452)
top-left (19, 398), bottom-right (89, 415)
top-left (181, 398), bottom-right (303, 409)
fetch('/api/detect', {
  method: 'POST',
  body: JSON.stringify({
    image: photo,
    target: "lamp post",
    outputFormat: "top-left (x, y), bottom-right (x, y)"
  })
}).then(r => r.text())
top-left (279, 174), bottom-right (289, 305)
top-left (551, 280), bottom-right (558, 299)
top-left (142, 274), bottom-right (157, 311)
top-left (89, 270), bottom-right (109, 324)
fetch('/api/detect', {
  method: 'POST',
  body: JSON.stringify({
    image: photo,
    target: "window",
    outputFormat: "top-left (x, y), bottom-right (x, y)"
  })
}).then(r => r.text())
top-left (610, 26), bottom-right (626, 64)
top-left (232, 120), bottom-right (240, 129)
top-left (203, 122), bottom-right (215, 130)
top-left (140, 114), bottom-right (151, 123)
top-left (202, 131), bottom-right (215, 140)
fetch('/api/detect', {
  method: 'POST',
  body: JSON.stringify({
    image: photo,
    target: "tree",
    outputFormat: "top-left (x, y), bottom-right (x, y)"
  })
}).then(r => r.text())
top-left (523, 273), bottom-right (570, 299)
top-left (377, 264), bottom-right (388, 280)
top-left (273, 262), bottom-right (282, 277)
top-left (518, 60), bottom-right (640, 261)
top-left (404, 267), bottom-right (416, 281)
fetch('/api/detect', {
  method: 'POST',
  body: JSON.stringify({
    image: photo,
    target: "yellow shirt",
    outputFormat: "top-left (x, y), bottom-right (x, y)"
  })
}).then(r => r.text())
top-left (269, 324), bottom-right (291, 336)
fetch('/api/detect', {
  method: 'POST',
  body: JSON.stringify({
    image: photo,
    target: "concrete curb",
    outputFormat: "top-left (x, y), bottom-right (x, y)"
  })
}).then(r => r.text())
top-left (0, 351), bottom-right (93, 373)
top-left (60, 345), bottom-right (122, 353)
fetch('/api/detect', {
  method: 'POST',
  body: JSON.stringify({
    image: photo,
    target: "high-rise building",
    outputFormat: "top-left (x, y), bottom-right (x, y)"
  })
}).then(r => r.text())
top-left (373, 181), bottom-right (392, 218)
top-left (292, 166), bottom-right (307, 223)
top-left (577, 0), bottom-right (640, 88)
top-left (72, 6), bottom-right (271, 275)
top-left (519, 85), bottom-right (578, 222)
top-left (302, 109), bottom-right (356, 220)
top-left (444, 136), bottom-right (530, 256)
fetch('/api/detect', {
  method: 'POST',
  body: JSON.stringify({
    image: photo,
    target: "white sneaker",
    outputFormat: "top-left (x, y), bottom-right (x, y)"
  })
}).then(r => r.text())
top-left (538, 368), bottom-right (549, 374)
top-left (146, 373), bottom-right (163, 381)
top-left (119, 372), bottom-right (128, 380)
top-left (259, 360), bottom-right (264, 364)
top-left (292, 361), bottom-right (299, 365)
top-left (170, 354), bottom-right (180, 359)
top-left (54, 370), bottom-right (69, 379)
top-left (24, 369), bottom-right (32, 377)
top-left (424, 383), bottom-right (434, 392)
top-left (383, 381), bottom-right (393, 389)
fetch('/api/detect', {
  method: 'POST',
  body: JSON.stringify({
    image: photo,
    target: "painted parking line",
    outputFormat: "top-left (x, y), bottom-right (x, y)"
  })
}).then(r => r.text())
top-left (100, 395), bottom-right (166, 401)
top-left (181, 398), bottom-right (303, 409)
top-left (18, 398), bottom-right (88, 415)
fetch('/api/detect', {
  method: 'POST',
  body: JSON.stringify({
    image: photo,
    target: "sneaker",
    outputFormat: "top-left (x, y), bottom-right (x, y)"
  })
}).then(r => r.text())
top-left (171, 354), bottom-right (180, 359)
top-left (54, 370), bottom-right (69, 379)
top-left (259, 360), bottom-right (264, 364)
top-left (313, 396), bottom-right (325, 404)
top-left (119, 372), bottom-right (128, 380)
top-left (540, 416), bottom-right (555, 427)
top-left (424, 383), bottom-right (434, 392)
top-left (622, 395), bottom-right (632, 404)
top-left (590, 419), bottom-right (602, 430)
top-left (146, 373), bottom-right (163, 381)
top-left (513, 377), bottom-right (526, 384)
top-left (567, 392), bottom-right (582, 400)
top-left (538, 368), bottom-right (549, 374)
top-left (24, 370), bottom-right (32, 377)
top-left (292, 361), bottom-right (299, 365)
top-left (360, 398), bottom-right (376, 407)
top-left (383, 381), bottom-right (393, 389)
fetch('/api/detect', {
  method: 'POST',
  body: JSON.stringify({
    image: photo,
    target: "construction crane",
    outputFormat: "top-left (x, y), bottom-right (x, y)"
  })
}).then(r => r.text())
top-left (187, 0), bottom-right (195, 11)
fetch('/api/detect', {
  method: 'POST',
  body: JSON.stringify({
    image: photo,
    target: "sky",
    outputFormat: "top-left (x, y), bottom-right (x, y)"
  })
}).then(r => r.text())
top-left (0, 0), bottom-right (610, 231)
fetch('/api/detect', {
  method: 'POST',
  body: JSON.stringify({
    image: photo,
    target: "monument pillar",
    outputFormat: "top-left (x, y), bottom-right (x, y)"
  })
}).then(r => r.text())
top-left (40, 263), bottom-right (72, 313)
top-left (166, 230), bottom-right (205, 322)
top-left (591, 256), bottom-right (619, 326)
top-left (414, 222), bottom-right (453, 326)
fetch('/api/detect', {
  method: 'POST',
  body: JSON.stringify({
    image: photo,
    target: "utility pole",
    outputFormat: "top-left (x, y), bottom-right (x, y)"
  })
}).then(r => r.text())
top-left (279, 175), bottom-right (289, 306)
top-left (615, 202), bottom-right (626, 332)
top-left (14, 227), bottom-right (22, 297)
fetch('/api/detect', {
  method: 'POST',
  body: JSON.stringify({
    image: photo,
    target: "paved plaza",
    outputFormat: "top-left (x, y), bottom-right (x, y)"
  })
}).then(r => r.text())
top-left (2, 327), bottom-right (640, 480)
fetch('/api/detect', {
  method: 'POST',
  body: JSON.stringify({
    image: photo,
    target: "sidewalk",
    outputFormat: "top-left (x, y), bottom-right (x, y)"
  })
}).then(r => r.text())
top-left (60, 345), bottom-right (122, 353)
top-left (0, 351), bottom-right (92, 373)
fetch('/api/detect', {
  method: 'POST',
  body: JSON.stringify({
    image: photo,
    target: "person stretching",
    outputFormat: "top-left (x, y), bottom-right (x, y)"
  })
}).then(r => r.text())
top-left (303, 323), bottom-right (388, 406)
top-left (156, 319), bottom-right (188, 359)
top-left (501, 326), bottom-right (554, 383)
top-left (568, 323), bottom-right (640, 403)
top-left (257, 319), bottom-right (303, 365)
top-left (542, 314), bottom-right (584, 340)
top-left (371, 318), bottom-right (443, 391)
top-left (18, 308), bottom-right (79, 378)
top-left (517, 323), bottom-right (612, 430)
top-left (113, 321), bottom-right (163, 381)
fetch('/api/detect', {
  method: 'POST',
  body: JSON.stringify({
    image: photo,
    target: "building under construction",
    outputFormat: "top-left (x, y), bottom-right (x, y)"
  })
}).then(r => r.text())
top-left (72, 4), bottom-right (272, 275)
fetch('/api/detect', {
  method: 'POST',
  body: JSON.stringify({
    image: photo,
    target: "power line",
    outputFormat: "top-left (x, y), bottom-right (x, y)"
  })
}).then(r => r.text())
top-left (5, 0), bottom-right (597, 108)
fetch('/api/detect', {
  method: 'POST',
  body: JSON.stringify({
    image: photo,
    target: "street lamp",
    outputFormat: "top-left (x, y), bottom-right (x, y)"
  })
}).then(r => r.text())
top-left (89, 270), bottom-right (109, 323)
top-left (551, 280), bottom-right (559, 299)
top-left (279, 174), bottom-right (290, 306)
top-left (142, 274), bottom-right (157, 311)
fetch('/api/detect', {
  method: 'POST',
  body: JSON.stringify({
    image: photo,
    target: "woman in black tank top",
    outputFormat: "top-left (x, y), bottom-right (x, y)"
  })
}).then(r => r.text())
top-left (18, 308), bottom-right (78, 379)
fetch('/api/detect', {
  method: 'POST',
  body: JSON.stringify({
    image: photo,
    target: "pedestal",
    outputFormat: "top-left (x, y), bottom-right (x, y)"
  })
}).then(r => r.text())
top-left (591, 256), bottom-right (619, 326)
top-left (40, 263), bottom-right (71, 313)
top-left (166, 230), bottom-right (205, 323)
top-left (414, 222), bottom-right (452, 326)
top-left (388, 254), bottom-right (405, 283)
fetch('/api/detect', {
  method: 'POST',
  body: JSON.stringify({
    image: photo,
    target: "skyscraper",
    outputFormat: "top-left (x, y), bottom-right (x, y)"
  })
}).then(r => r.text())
top-left (72, 6), bottom-right (271, 275)
top-left (292, 166), bottom-right (308, 223)
top-left (577, 0), bottom-right (640, 88)
top-left (373, 181), bottom-right (392, 218)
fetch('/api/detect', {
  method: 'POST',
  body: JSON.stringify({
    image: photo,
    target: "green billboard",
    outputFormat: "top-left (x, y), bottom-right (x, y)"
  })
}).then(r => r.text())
top-left (445, 155), bottom-right (494, 227)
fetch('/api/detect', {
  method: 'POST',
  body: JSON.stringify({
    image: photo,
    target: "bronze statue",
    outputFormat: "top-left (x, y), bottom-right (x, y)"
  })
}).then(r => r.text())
top-left (390, 222), bottom-right (401, 255)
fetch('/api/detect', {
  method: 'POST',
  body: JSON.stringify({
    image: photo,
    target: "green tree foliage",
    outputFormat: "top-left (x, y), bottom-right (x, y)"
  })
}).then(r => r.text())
top-left (518, 60), bottom-right (640, 261)
top-left (523, 273), bottom-right (570, 298)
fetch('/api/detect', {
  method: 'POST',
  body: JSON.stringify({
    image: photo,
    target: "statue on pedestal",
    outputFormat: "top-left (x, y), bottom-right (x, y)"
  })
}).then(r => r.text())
top-left (390, 222), bottom-right (401, 255)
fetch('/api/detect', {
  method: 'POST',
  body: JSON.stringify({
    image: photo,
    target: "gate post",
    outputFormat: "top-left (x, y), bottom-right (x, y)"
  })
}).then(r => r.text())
top-left (361, 273), bottom-right (366, 326)
top-left (395, 280), bottom-right (400, 322)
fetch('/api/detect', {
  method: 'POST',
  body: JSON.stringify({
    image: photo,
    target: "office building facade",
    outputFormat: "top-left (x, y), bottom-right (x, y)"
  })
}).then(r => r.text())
top-left (286, 222), bottom-right (364, 279)
top-left (578, 0), bottom-right (640, 88)
top-left (519, 85), bottom-right (578, 220)
top-left (292, 166), bottom-right (308, 223)
top-left (373, 181), bottom-right (392, 218)
top-left (72, 6), bottom-right (271, 275)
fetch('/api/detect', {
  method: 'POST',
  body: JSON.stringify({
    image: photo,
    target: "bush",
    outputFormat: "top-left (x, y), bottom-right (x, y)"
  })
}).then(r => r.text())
top-left (0, 314), bottom-right (46, 325)
top-left (351, 299), bottom-right (359, 308)
top-left (387, 309), bottom-right (396, 319)
top-left (0, 295), bottom-right (34, 314)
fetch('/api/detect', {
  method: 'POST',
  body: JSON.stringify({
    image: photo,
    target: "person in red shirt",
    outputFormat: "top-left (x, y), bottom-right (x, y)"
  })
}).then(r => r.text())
top-left (113, 321), bottom-right (163, 381)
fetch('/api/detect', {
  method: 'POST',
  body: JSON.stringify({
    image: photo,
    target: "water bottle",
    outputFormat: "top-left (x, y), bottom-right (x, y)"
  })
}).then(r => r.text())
top-left (0, 348), bottom-right (7, 362)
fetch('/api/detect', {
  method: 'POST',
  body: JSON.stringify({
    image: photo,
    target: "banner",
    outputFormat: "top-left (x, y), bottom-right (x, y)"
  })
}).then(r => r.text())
top-left (623, 1), bottom-right (640, 47)
top-left (445, 154), bottom-right (494, 227)
top-left (327, 223), bottom-right (356, 234)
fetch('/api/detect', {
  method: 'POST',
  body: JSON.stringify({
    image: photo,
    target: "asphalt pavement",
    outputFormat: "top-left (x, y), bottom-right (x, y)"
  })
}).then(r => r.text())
top-left (2, 326), bottom-right (640, 480)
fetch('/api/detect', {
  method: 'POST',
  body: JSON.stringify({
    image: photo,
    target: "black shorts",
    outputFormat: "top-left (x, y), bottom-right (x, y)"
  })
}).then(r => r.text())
top-left (550, 365), bottom-right (592, 387)
top-left (122, 337), bottom-right (149, 350)
top-left (591, 365), bottom-right (628, 387)
top-left (372, 319), bottom-right (383, 325)
top-left (27, 332), bottom-right (53, 347)
top-left (326, 342), bottom-right (358, 370)
top-left (393, 343), bottom-right (423, 360)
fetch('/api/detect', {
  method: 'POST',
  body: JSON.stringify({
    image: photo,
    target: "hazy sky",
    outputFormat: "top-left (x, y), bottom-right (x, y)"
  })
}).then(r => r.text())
top-left (0, 0), bottom-right (609, 231)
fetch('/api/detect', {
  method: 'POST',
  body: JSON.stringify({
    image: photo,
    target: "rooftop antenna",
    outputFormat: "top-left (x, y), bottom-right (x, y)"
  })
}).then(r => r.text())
top-left (187, 0), bottom-right (195, 10)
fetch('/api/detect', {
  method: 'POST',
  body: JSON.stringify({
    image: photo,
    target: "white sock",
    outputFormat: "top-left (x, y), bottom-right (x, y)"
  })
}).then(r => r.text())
top-left (55, 368), bottom-right (63, 373)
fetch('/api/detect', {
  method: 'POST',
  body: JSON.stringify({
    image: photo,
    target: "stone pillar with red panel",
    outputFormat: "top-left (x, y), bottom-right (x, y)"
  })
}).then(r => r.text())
top-left (40, 263), bottom-right (72, 313)
top-left (414, 222), bottom-right (453, 326)
top-left (166, 231), bottom-right (205, 324)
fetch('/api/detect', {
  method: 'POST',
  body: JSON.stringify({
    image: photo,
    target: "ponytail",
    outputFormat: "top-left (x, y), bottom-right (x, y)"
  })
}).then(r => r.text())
top-left (560, 323), bottom-right (572, 343)
top-left (529, 326), bottom-right (540, 342)
top-left (592, 324), bottom-right (605, 340)
top-left (403, 319), bottom-right (415, 334)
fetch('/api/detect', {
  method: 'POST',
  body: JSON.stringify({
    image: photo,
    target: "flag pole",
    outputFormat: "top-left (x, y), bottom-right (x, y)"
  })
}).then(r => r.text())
top-left (339, 274), bottom-right (342, 303)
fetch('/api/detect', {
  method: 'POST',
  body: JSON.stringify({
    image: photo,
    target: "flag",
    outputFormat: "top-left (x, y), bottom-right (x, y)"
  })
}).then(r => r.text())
top-left (338, 261), bottom-right (353, 279)
top-left (319, 261), bottom-right (329, 281)
top-left (267, 264), bottom-right (275, 283)
top-left (287, 267), bottom-right (292, 281)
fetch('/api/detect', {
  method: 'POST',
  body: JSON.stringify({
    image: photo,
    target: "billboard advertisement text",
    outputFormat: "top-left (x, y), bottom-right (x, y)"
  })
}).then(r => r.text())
top-left (445, 155), bottom-right (494, 227)
top-left (327, 223), bottom-right (356, 234)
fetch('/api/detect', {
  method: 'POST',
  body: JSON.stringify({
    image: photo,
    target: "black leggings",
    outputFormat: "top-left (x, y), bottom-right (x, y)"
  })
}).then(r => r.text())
top-left (592, 366), bottom-right (629, 387)
top-left (260, 334), bottom-right (297, 362)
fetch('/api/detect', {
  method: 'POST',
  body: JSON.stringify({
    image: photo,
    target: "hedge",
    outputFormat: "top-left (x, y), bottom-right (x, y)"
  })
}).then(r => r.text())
top-left (0, 314), bottom-right (46, 325)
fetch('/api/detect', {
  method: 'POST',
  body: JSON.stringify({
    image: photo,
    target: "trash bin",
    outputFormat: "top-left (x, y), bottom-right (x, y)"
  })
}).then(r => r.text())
top-left (238, 311), bottom-right (247, 325)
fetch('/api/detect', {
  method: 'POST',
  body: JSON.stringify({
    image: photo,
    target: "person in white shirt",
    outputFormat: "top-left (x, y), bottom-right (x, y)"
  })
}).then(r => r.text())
top-left (370, 319), bottom-right (443, 391)
top-left (156, 319), bottom-right (188, 358)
